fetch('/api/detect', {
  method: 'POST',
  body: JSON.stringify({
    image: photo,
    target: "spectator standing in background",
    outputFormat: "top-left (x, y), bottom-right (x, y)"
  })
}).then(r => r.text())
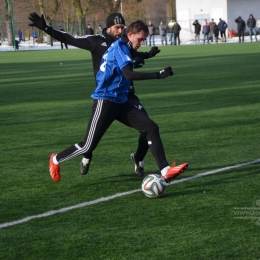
top-left (218, 18), bottom-right (228, 42)
top-left (202, 19), bottom-right (210, 44)
top-left (214, 25), bottom-right (220, 43)
top-left (247, 14), bottom-right (258, 42)
top-left (209, 19), bottom-right (216, 42)
top-left (86, 24), bottom-right (94, 35)
top-left (235, 16), bottom-right (246, 43)
top-left (97, 25), bottom-right (102, 35)
top-left (58, 26), bottom-right (68, 49)
top-left (147, 21), bottom-right (155, 46)
top-left (167, 19), bottom-right (175, 45)
top-left (32, 29), bottom-right (38, 46)
top-left (159, 21), bottom-right (168, 46)
top-left (172, 21), bottom-right (181, 45)
top-left (192, 19), bottom-right (201, 44)
top-left (18, 29), bottom-right (23, 43)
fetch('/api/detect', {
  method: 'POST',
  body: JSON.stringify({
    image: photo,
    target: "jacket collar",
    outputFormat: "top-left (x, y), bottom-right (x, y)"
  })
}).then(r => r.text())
top-left (103, 30), bottom-right (116, 46)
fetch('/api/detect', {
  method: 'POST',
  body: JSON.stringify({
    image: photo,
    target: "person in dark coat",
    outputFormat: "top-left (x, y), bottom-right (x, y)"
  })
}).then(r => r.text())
top-left (235, 16), bottom-right (246, 42)
top-left (247, 14), bottom-right (258, 42)
top-left (209, 19), bottom-right (217, 42)
top-left (202, 19), bottom-right (210, 44)
top-left (214, 25), bottom-right (219, 43)
top-left (192, 20), bottom-right (201, 43)
top-left (172, 21), bottom-right (181, 45)
top-left (58, 26), bottom-right (68, 49)
top-left (218, 18), bottom-right (228, 42)
top-left (85, 24), bottom-right (94, 35)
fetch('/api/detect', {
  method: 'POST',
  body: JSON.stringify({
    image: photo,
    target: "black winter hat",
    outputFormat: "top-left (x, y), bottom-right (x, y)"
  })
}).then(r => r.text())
top-left (106, 13), bottom-right (125, 28)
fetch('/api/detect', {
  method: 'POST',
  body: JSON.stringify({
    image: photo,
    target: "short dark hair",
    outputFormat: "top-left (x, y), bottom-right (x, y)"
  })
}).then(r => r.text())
top-left (126, 20), bottom-right (148, 35)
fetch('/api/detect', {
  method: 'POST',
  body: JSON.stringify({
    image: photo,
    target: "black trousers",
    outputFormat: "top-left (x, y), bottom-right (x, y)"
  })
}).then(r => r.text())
top-left (128, 94), bottom-right (149, 162)
top-left (56, 99), bottom-right (169, 170)
top-left (220, 31), bottom-right (226, 39)
top-left (238, 30), bottom-right (244, 42)
top-left (61, 42), bottom-right (68, 49)
top-left (174, 33), bottom-right (180, 45)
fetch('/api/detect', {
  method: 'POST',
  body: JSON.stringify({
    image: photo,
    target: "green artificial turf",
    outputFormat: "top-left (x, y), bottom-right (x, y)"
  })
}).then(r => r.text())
top-left (0, 43), bottom-right (259, 260)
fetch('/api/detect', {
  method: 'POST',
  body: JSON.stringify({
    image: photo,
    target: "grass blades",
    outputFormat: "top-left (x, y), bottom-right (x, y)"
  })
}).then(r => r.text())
top-left (0, 43), bottom-right (260, 259)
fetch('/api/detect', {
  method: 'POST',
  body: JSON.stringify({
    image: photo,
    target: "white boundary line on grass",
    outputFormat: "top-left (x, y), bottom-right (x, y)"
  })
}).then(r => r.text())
top-left (1, 159), bottom-right (259, 229)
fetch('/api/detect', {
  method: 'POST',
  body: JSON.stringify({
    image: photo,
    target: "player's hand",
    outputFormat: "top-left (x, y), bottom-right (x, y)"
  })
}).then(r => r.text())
top-left (158, 67), bottom-right (174, 79)
top-left (149, 46), bottom-right (161, 57)
top-left (133, 57), bottom-right (145, 68)
top-left (28, 12), bottom-right (47, 30)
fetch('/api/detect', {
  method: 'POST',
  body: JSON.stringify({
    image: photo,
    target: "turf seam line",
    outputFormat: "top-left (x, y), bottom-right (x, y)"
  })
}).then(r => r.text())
top-left (0, 158), bottom-right (259, 229)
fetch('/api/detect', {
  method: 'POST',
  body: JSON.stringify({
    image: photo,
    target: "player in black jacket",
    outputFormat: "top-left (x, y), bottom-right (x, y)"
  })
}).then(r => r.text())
top-left (28, 12), bottom-right (161, 177)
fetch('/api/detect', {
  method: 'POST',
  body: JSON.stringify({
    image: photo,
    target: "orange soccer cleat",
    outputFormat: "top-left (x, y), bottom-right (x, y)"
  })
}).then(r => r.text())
top-left (162, 162), bottom-right (188, 183)
top-left (49, 153), bottom-right (60, 182)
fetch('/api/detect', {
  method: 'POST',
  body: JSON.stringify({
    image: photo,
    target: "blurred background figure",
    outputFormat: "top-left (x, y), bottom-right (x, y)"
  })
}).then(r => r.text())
top-left (58, 26), bottom-right (68, 49)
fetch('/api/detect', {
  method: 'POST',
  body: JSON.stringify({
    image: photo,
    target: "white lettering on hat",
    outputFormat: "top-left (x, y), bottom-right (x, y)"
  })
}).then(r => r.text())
top-left (114, 16), bottom-right (122, 24)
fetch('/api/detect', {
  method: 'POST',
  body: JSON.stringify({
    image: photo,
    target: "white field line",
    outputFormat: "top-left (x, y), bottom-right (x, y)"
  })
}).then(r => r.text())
top-left (1, 159), bottom-right (259, 229)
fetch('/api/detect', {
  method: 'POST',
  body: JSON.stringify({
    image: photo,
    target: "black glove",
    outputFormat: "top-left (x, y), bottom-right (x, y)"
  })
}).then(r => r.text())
top-left (149, 46), bottom-right (161, 57)
top-left (158, 67), bottom-right (174, 79)
top-left (28, 12), bottom-right (47, 30)
top-left (133, 57), bottom-right (145, 68)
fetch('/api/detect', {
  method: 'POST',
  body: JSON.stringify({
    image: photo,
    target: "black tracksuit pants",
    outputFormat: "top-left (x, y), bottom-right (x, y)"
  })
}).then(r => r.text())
top-left (128, 94), bottom-right (149, 162)
top-left (56, 99), bottom-right (169, 171)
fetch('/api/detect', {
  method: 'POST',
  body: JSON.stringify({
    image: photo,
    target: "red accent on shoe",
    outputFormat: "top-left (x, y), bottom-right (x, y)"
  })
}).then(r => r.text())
top-left (163, 162), bottom-right (188, 183)
top-left (49, 153), bottom-right (60, 182)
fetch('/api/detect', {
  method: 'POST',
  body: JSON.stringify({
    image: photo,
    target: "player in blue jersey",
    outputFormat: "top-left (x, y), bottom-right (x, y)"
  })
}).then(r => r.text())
top-left (28, 12), bottom-right (161, 177)
top-left (49, 20), bottom-right (188, 184)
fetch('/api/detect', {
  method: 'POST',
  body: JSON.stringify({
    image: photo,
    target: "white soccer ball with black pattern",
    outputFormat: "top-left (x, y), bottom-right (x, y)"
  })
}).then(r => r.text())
top-left (141, 174), bottom-right (167, 198)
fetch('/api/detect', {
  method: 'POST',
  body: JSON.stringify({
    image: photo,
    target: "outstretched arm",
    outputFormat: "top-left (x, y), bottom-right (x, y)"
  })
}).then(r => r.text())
top-left (28, 12), bottom-right (97, 50)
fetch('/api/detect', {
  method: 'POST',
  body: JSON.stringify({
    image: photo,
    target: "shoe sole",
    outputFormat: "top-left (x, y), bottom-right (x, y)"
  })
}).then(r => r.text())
top-left (164, 163), bottom-right (189, 183)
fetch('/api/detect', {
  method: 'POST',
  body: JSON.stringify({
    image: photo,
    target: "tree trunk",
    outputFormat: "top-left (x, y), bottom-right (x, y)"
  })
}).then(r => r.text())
top-left (5, 14), bottom-right (13, 46)
top-left (73, 0), bottom-right (88, 35)
top-left (37, 0), bottom-right (62, 44)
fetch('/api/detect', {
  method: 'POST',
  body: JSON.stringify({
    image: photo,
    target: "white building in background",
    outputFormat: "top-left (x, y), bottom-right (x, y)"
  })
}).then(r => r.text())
top-left (176, 0), bottom-right (260, 42)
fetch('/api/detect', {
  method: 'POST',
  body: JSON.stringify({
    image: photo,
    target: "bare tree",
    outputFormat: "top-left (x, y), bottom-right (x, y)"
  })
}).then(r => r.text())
top-left (73, 0), bottom-right (86, 35)
top-left (60, 0), bottom-right (72, 32)
top-left (3, 0), bottom-right (14, 46)
top-left (90, 0), bottom-right (143, 17)
top-left (167, 0), bottom-right (176, 19)
top-left (35, 0), bottom-right (62, 43)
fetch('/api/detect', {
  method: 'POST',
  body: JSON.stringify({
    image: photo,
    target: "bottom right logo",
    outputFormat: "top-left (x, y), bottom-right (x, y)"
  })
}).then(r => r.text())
top-left (233, 196), bottom-right (260, 226)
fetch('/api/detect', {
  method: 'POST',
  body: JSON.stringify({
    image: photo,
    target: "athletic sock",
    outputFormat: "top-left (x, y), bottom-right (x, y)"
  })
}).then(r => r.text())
top-left (52, 155), bottom-right (59, 165)
top-left (161, 166), bottom-right (170, 176)
top-left (81, 157), bottom-right (90, 165)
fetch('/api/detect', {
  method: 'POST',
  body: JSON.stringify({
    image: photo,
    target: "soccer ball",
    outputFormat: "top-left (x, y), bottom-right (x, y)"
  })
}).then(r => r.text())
top-left (141, 174), bottom-right (167, 198)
